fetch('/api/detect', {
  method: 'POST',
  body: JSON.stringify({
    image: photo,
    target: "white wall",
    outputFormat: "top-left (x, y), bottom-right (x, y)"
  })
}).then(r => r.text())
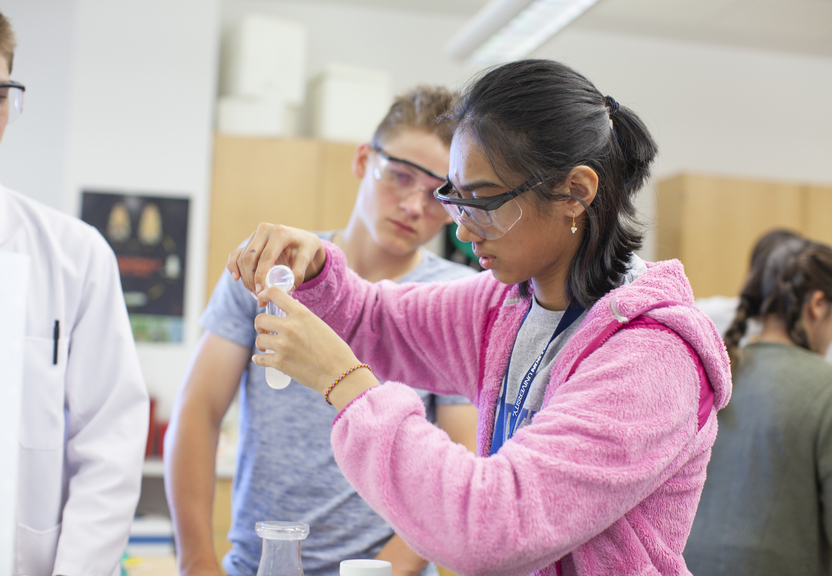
top-left (63, 0), bottom-right (221, 418)
top-left (222, 0), bottom-right (478, 95)
top-left (0, 1), bottom-right (75, 208)
top-left (542, 30), bottom-right (832, 183)
top-left (1, 0), bottom-right (221, 418)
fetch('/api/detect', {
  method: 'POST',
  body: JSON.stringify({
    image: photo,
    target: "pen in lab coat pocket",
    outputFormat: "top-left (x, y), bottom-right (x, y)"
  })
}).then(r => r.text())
top-left (53, 320), bottom-right (59, 365)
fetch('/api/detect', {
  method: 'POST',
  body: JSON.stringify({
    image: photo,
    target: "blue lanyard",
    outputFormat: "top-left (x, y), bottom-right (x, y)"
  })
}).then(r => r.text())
top-left (490, 300), bottom-right (584, 456)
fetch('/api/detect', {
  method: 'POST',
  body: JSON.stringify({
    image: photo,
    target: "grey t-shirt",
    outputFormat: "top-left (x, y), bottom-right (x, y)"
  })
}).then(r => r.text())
top-left (200, 232), bottom-right (476, 576)
top-left (495, 256), bottom-right (647, 443)
top-left (684, 343), bottom-right (832, 576)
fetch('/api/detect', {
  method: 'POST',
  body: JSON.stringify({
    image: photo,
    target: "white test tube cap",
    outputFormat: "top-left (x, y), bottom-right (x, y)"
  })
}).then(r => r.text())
top-left (339, 559), bottom-right (392, 576)
top-left (265, 264), bottom-right (294, 291)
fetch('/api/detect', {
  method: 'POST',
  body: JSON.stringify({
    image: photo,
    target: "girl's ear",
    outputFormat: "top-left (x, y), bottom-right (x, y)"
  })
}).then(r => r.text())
top-left (806, 290), bottom-right (830, 321)
top-left (352, 143), bottom-right (373, 179)
top-left (562, 165), bottom-right (599, 216)
top-left (804, 290), bottom-right (832, 354)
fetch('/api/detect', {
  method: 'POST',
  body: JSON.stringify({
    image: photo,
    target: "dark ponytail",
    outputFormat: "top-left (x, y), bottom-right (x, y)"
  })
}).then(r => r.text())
top-left (607, 98), bottom-right (656, 197)
top-left (723, 293), bottom-right (756, 365)
top-left (723, 230), bottom-right (803, 363)
top-left (452, 60), bottom-right (658, 308)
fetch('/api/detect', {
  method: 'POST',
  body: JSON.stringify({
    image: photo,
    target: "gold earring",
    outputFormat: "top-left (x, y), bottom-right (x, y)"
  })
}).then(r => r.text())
top-left (571, 213), bottom-right (577, 234)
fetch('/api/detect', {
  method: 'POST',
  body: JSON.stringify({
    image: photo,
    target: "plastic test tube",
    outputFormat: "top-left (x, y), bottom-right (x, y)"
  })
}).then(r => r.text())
top-left (264, 265), bottom-right (295, 389)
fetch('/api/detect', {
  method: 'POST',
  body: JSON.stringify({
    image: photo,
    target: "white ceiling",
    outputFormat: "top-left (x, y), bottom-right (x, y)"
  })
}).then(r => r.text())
top-left (311, 0), bottom-right (832, 58)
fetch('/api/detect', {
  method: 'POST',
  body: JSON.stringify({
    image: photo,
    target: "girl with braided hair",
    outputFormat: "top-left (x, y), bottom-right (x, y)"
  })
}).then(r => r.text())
top-left (686, 240), bottom-right (832, 576)
top-left (721, 230), bottom-right (805, 360)
top-left (695, 229), bottom-right (802, 342)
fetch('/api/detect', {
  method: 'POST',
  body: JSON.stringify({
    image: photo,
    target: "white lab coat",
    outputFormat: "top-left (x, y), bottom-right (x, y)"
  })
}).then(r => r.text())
top-left (0, 185), bottom-right (149, 576)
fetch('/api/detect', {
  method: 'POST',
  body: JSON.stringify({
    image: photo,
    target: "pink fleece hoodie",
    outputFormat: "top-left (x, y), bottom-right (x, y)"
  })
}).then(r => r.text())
top-left (295, 242), bottom-right (732, 576)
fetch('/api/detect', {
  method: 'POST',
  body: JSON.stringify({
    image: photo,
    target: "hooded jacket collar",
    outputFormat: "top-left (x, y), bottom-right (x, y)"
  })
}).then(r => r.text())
top-left (547, 258), bottom-right (732, 412)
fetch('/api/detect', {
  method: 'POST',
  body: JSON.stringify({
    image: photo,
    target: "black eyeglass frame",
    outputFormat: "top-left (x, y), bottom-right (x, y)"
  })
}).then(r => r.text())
top-left (0, 81), bottom-right (26, 92)
top-left (371, 147), bottom-right (445, 182)
top-left (433, 179), bottom-right (544, 211)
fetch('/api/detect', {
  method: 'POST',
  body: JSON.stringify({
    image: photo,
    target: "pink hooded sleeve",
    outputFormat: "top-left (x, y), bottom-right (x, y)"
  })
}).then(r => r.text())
top-left (294, 241), bottom-right (508, 400)
top-left (330, 326), bottom-right (706, 576)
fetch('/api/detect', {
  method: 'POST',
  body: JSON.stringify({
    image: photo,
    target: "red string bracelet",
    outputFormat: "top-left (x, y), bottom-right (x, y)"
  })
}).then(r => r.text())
top-left (325, 363), bottom-right (372, 406)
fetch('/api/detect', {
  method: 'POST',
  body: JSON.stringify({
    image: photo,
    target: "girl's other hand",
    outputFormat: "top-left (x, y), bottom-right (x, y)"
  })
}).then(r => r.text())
top-left (252, 286), bottom-right (364, 398)
top-left (227, 223), bottom-right (327, 295)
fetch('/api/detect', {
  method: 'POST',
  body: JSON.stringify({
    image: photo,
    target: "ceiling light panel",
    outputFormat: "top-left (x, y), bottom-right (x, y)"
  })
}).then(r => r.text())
top-left (447, 0), bottom-right (601, 65)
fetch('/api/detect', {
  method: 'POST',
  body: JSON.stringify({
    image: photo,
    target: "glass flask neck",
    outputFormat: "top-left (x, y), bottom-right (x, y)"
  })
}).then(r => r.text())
top-left (256, 538), bottom-right (304, 576)
top-left (254, 521), bottom-right (309, 576)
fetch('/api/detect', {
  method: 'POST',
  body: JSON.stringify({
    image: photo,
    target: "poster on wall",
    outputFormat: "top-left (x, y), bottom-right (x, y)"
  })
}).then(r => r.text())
top-left (81, 191), bottom-right (189, 343)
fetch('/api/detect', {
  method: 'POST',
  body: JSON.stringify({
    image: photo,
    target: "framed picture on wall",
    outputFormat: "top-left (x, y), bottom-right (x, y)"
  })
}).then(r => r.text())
top-left (80, 191), bottom-right (189, 343)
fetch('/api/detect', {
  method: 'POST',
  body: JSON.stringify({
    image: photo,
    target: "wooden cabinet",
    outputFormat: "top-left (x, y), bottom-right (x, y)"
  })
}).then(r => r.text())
top-left (207, 135), bottom-right (359, 299)
top-left (804, 185), bottom-right (832, 245)
top-left (656, 174), bottom-right (832, 299)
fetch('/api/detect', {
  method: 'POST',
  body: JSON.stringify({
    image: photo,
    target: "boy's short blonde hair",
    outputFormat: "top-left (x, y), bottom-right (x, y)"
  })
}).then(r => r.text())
top-left (0, 11), bottom-right (16, 73)
top-left (371, 85), bottom-right (458, 149)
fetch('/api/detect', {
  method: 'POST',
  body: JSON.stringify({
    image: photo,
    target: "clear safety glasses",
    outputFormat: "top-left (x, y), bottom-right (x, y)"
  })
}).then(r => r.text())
top-left (0, 81), bottom-right (25, 125)
top-left (372, 148), bottom-right (448, 219)
top-left (433, 178), bottom-right (543, 240)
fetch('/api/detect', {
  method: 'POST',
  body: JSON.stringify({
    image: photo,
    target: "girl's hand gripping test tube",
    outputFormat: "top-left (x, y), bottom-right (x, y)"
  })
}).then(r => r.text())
top-left (264, 265), bottom-right (294, 389)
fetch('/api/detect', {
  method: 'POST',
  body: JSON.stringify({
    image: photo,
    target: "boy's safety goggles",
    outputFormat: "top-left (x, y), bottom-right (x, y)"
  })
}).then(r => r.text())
top-left (372, 148), bottom-right (448, 218)
top-left (433, 178), bottom-right (543, 240)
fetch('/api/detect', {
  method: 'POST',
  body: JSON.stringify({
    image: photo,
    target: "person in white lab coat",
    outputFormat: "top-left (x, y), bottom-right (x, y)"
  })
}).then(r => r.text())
top-left (0, 12), bottom-right (149, 576)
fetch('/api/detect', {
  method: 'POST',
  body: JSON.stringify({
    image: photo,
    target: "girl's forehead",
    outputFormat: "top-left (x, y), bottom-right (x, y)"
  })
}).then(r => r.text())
top-left (449, 131), bottom-right (489, 171)
top-left (449, 132), bottom-right (524, 190)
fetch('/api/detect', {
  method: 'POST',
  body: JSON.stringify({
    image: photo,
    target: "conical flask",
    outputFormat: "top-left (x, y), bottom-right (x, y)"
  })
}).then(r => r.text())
top-left (255, 521), bottom-right (310, 576)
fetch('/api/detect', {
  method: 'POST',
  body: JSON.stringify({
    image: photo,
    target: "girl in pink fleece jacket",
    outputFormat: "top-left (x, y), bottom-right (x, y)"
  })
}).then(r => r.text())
top-left (230, 60), bottom-right (732, 576)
